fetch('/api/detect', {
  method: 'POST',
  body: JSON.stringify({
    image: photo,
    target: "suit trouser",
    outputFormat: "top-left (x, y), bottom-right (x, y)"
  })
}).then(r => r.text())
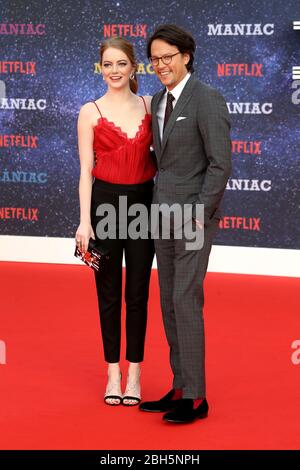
top-left (91, 178), bottom-right (154, 363)
top-left (154, 217), bottom-right (219, 399)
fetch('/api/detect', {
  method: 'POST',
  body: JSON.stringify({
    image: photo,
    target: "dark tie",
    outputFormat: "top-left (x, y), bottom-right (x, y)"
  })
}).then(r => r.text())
top-left (163, 92), bottom-right (175, 131)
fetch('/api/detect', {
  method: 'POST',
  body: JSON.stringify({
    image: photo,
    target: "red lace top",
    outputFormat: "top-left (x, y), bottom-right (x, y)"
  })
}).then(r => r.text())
top-left (92, 96), bottom-right (157, 184)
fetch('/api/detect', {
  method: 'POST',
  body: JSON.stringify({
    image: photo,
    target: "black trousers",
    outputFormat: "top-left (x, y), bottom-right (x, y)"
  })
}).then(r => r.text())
top-left (91, 178), bottom-right (154, 363)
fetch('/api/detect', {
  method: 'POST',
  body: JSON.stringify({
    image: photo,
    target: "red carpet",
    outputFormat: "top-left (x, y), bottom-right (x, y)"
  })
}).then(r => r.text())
top-left (0, 261), bottom-right (299, 450)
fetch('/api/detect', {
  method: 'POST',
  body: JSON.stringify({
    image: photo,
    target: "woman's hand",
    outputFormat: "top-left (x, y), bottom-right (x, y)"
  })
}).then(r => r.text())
top-left (75, 222), bottom-right (95, 253)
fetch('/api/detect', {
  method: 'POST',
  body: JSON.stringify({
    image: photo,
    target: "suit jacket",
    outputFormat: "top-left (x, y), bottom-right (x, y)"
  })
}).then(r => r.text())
top-left (151, 73), bottom-right (232, 225)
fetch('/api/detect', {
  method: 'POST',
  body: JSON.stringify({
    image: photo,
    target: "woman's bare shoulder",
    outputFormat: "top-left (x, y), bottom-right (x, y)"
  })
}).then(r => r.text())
top-left (79, 101), bottom-right (95, 117)
top-left (78, 99), bottom-right (103, 123)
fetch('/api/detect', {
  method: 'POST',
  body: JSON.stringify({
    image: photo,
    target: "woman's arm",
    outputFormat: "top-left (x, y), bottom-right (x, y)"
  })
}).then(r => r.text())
top-left (75, 103), bottom-right (96, 251)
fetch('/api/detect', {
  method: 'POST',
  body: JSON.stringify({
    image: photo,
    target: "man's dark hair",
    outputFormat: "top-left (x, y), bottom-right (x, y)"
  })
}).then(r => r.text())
top-left (147, 24), bottom-right (196, 73)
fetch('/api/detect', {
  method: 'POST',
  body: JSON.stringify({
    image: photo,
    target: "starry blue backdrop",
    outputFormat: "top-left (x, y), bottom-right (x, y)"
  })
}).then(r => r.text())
top-left (0, 0), bottom-right (299, 248)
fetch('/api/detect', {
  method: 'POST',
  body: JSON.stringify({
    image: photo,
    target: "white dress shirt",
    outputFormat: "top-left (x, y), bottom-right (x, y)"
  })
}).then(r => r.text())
top-left (157, 72), bottom-right (191, 142)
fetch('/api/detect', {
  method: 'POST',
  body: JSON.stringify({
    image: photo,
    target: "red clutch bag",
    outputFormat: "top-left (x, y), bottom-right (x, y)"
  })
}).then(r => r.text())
top-left (74, 238), bottom-right (109, 272)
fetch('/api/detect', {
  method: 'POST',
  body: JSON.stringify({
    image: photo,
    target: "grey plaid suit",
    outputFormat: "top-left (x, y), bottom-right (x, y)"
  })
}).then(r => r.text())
top-left (151, 73), bottom-right (231, 399)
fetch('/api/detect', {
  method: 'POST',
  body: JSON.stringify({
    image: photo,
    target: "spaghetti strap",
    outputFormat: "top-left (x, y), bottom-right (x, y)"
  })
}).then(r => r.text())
top-left (140, 96), bottom-right (148, 114)
top-left (93, 101), bottom-right (102, 117)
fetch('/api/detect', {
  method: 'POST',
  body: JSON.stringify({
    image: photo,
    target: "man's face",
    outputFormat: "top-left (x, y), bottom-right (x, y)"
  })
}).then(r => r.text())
top-left (150, 39), bottom-right (190, 90)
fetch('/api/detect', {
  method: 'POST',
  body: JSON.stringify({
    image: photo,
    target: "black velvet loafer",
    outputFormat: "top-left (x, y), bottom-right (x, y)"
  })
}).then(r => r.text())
top-left (139, 389), bottom-right (182, 413)
top-left (163, 398), bottom-right (209, 423)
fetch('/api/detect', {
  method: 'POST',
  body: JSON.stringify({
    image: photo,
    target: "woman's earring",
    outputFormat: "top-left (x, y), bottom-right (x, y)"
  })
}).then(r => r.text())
top-left (130, 73), bottom-right (135, 80)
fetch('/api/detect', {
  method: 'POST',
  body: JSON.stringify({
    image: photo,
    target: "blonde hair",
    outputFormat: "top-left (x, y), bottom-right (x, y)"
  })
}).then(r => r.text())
top-left (100, 36), bottom-right (138, 94)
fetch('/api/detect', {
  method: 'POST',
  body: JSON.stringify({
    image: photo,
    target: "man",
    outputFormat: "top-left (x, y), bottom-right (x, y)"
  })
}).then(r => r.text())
top-left (139, 24), bottom-right (231, 423)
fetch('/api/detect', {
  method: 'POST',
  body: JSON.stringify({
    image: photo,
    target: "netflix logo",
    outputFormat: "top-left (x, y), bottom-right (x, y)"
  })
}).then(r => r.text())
top-left (232, 140), bottom-right (262, 155)
top-left (0, 61), bottom-right (36, 74)
top-left (0, 135), bottom-right (38, 148)
top-left (103, 24), bottom-right (147, 38)
top-left (219, 217), bottom-right (261, 231)
top-left (0, 207), bottom-right (39, 220)
top-left (218, 63), bottom-right (263, 77)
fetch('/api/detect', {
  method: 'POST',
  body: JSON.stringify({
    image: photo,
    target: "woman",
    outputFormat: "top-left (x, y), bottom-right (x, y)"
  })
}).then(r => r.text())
top-left (75, 37), bottom-right (156, 406)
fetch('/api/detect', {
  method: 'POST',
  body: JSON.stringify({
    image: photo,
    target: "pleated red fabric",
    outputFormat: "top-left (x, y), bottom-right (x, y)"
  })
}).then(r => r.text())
top-left (92, 112), bottom-right (157, 184)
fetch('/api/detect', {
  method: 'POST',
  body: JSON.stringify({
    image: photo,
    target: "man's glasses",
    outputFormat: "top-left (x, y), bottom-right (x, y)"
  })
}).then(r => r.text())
top-left (149, 52), bottom-right (181, 66)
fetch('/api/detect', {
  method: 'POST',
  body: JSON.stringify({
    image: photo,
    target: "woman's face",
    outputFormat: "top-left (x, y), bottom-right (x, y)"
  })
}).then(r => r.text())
top-left (101, 47), bottom-right (135, 90)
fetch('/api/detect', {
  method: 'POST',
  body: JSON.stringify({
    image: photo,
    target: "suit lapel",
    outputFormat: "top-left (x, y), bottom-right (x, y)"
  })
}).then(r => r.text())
top-left (151, 89), bottom-right (164, 162)
top-left (160, 74), bottom-right (196, 157)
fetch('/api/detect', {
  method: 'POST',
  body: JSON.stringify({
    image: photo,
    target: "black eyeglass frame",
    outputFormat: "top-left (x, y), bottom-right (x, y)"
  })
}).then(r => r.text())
top-left (149, 52), bottom-right (181, 66)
